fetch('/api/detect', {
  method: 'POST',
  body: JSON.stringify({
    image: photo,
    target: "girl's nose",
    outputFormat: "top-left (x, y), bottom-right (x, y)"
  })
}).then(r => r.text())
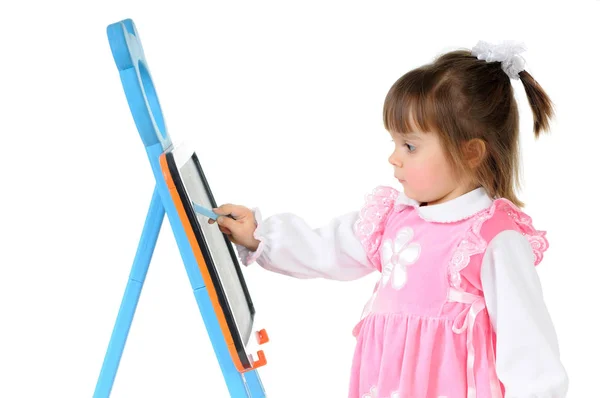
top-left (389, 152), bottom-right (402, 167)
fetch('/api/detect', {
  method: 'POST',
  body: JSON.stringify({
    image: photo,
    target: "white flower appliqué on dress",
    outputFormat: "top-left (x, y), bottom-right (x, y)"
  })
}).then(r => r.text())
top-left (356, 227), bottom-right (422, 324)
top-left (380, 227), bottom-right (421, 290)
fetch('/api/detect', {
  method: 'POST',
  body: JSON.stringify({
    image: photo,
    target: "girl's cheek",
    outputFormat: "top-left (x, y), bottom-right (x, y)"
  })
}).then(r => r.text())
top-left (406, 166), bottom-right (433, 190)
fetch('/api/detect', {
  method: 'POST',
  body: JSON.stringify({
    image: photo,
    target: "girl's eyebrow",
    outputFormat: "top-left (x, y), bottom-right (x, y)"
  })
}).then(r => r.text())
top-left (398, 131), bottom-right (422, 141)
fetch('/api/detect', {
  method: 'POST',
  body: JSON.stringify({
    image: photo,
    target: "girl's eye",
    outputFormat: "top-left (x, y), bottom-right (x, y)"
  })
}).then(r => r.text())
top-left (406, 143), bottom-right (416, 152)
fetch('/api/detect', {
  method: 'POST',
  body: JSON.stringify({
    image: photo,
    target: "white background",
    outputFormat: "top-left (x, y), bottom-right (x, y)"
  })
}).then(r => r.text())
top-left (1, 1), bottom-right (598, 397)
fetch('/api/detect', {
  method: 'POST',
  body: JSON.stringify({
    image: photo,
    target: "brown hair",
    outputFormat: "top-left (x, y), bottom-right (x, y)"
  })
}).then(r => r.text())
top-left (383, 49), bottom-right (554, 207)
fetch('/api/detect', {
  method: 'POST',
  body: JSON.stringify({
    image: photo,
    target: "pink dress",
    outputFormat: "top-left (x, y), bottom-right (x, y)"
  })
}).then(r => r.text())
top-left (349, 186), bottom-right (548, 398)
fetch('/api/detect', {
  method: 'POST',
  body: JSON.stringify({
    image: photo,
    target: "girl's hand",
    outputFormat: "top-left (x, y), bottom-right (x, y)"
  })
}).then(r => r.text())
top-left (208, 204), bottom-right (260, 251)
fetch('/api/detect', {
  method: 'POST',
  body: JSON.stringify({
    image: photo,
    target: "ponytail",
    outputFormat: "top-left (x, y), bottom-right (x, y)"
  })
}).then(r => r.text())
top-left (519, 70), bottom-right (555, 137)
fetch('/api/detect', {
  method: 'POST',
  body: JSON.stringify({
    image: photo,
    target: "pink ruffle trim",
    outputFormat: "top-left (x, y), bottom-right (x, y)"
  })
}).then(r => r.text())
top-left (448, 198), bottom-right (549, 289)
top-left (354, 186), bottom-right (403, 271)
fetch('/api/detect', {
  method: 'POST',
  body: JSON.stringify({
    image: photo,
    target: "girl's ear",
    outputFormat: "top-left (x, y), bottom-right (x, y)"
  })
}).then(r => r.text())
top-left (463, 138), bottom-right (487, 169)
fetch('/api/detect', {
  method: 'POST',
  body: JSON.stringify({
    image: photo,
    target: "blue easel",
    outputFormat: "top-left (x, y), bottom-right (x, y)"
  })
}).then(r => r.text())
top-left (93, 19), bottom-right (267, 397)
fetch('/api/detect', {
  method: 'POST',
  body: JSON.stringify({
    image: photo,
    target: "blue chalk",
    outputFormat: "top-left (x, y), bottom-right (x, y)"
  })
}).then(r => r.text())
top-left (192, 202), bottom-right (235, 221)
top-left (192, 202), bottom-right (220, 220)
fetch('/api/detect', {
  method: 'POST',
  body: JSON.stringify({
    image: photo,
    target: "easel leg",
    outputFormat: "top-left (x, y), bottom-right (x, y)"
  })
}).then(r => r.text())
top-left (94, 187), bottom-right (165, 397)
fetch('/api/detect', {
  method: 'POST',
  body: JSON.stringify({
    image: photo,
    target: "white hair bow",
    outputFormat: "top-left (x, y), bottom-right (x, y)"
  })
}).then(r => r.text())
top-left (471, 40), bottom-right (526, 80)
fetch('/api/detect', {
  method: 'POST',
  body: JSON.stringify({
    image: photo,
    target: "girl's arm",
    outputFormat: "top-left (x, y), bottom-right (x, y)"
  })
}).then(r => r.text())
top-left (481, 230), bottom-right (568, 397)
top-left (235, 208), bottom-right (376, 281)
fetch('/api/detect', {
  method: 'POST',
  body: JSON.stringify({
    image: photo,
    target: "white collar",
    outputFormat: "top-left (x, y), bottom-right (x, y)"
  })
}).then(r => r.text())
top-left (395, 187), bottom-right (493, 223)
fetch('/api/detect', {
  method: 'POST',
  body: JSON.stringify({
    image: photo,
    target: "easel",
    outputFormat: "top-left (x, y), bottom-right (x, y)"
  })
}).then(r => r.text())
top-left (93, 19), bottom-right (267, 397)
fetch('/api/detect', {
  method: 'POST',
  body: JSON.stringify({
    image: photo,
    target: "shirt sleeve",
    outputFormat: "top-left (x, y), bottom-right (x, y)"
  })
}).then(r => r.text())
top-left (234, 208), bottom-right (375, 281)
top-left (481, 229), bottom-right (569, 398)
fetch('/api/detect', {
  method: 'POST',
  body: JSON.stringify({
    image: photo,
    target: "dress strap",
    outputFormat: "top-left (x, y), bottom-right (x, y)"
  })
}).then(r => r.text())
top-left (448, 288), bottom-right (503, 398)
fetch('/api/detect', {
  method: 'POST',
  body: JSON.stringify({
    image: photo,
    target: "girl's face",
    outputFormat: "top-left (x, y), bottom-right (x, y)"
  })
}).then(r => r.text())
top-left (388, 129), bottom-right (468, 205)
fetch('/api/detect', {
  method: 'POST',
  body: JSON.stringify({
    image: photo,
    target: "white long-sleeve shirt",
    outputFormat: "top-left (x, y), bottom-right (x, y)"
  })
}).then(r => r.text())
top-left (235, 188), bottom-right (568, 397)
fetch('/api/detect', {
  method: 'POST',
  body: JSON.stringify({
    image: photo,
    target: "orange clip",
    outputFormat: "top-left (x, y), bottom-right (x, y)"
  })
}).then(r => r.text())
top-left (256, 329), bottom-right (269, 345)
top-left (249, 350), bottom-right (267, 369)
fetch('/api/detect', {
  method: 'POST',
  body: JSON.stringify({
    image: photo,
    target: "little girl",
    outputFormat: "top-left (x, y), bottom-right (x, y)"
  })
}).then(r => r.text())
top-left (209, 41), bottom-right (568, 397)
